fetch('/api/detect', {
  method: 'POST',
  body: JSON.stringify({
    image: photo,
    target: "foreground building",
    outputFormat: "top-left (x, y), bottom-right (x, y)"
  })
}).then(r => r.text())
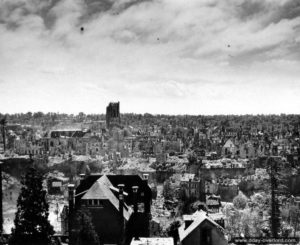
top-left (178, 210), bottom-right (228, 245)
top-left (63, 174), bottom-right (152, 245)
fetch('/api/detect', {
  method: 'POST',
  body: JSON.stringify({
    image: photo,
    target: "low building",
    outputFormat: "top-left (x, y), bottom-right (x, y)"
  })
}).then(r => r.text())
top-left (206, 195), bottom-right (221, 213)
top-left (239, 141), bottom-right (256, 159)
top-left (217, 180), bottom-right (239, 202)
top-left (86, 136), bottom-right (102, 156)
top-left (45, 129), bottom-right (91, 155)
top-left (14, 138), bottom-right (44, 156)
top-left (180, 173), bottom-right (205, 201)
top-left (47, 172), bottom-right (69, 195)
top-left (178, 210), bottom-right (228, 245)
top-left (222, 139), bottom-right (238, 157)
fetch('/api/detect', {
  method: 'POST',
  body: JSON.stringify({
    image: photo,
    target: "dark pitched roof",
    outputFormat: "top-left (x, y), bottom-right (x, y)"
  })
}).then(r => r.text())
top-left (82, 175), bottom-right (132, 220)
top-left (75, 174), bottom-right (152, 206)
top-left (76, 174), bottom-right (101, 197)
top-left (82, 175), bottom-right (113, 200)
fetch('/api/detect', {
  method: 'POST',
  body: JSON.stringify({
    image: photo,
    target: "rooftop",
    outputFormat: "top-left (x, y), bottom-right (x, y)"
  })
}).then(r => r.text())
top-left (179, 210), bottom-right (225, 242)
top-left (82, 175), bottom-right (133, 221)
top-left (130, 237), bottom-right (174, 245)
top-left (180, 173), bottom-right (195, 182)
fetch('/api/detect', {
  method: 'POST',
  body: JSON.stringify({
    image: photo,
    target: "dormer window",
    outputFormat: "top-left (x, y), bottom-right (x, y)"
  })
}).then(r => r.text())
top-left (86, 199), bottom-right (103, 208)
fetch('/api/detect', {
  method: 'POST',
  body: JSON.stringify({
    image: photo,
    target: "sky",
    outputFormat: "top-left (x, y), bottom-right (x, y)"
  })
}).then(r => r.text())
top-left (0, 0), bottom-right (300, 115)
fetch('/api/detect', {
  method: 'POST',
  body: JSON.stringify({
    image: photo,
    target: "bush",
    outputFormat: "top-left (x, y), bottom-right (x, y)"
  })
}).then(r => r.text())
top-left (233, 193), bottom-right (247, 210)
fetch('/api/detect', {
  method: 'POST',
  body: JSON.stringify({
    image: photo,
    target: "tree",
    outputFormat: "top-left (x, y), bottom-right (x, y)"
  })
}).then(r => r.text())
top-left (251, 193), bottom-right (267, 208)
top-left (167, 220), bottom-right (181, 245)
top-left (33, 112), bottom-right (44, 119)
top-left (233, 192), bottom-right (247, 210)
top-left (123, 128), bottom-right (131, 137)
top-left (266, 157), bottom-right (290, 238)
top-left (9, 168), bottom-right (54, 245)
top-left (268, 158), bottom-right (281, 238)
top-left (289, 207), bottom-right (300, 236)
top-left (223, 204), bottom-right (242, 237)
top-left (71, 208), bottom-right (100, 245)
top-left (77, 112), bottom-right (86, 120)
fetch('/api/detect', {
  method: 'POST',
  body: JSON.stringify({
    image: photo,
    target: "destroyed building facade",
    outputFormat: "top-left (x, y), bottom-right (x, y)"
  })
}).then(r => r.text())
top-left (106, 102), bottom-right (121, 128)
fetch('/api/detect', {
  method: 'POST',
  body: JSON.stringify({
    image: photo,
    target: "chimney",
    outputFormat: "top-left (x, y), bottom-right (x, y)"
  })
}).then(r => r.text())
top-left (68, 184), bottom-right (75, 216)
top-left (141, 174), bottom-right (150, 237)
top-left (68, 184), bottom-right (75, 244)
top-left (142, 174), bottom-right (150, 214)
top-left (118, 184), bottom-right (125, 244)
top-left (142, 173), bottom-right (149, 182)
top-left (79, 173), bottom-right (85, 184)
top-left (132, 186), bottom-right (139, 240)
top-left (132, 186), bottom-right (139, 214)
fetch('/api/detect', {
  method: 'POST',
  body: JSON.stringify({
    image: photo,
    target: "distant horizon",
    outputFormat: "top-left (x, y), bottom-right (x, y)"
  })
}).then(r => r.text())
top-left (1, 110), bottom-right (300, 117)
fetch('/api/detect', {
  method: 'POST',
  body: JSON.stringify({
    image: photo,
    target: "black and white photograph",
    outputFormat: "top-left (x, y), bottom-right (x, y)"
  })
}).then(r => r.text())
top-left (1, 0), bottom-right (300, 244)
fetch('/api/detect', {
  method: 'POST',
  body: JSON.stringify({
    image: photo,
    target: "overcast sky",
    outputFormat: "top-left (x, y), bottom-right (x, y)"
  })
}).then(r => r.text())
top-left (0, 0), bottom-right (300, 115)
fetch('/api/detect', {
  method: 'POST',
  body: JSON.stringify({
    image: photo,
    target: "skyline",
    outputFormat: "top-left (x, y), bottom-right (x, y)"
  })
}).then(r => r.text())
top-left (2, 109), bottom-right (300, 117)
top-left (1, 0), bottom-right (300, 115)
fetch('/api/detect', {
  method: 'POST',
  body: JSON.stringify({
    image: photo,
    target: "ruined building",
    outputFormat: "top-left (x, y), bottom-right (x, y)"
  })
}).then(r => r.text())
top-left (106, 102), bottom-right (121, 128)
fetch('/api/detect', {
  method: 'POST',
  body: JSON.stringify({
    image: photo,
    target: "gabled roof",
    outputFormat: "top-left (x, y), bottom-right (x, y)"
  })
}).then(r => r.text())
top-left (76, 174), bottom-right (102, 198)
top-left (223, 139), bottom-right (236, 148)
top-left (82, 175), bottom-right (113, 200)
top-left (82, 175), bottom-right (132, 221)
top-left (178, 210), bottom-right (225, 242)
top-left (76, 174), bottom-right (152, 206)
